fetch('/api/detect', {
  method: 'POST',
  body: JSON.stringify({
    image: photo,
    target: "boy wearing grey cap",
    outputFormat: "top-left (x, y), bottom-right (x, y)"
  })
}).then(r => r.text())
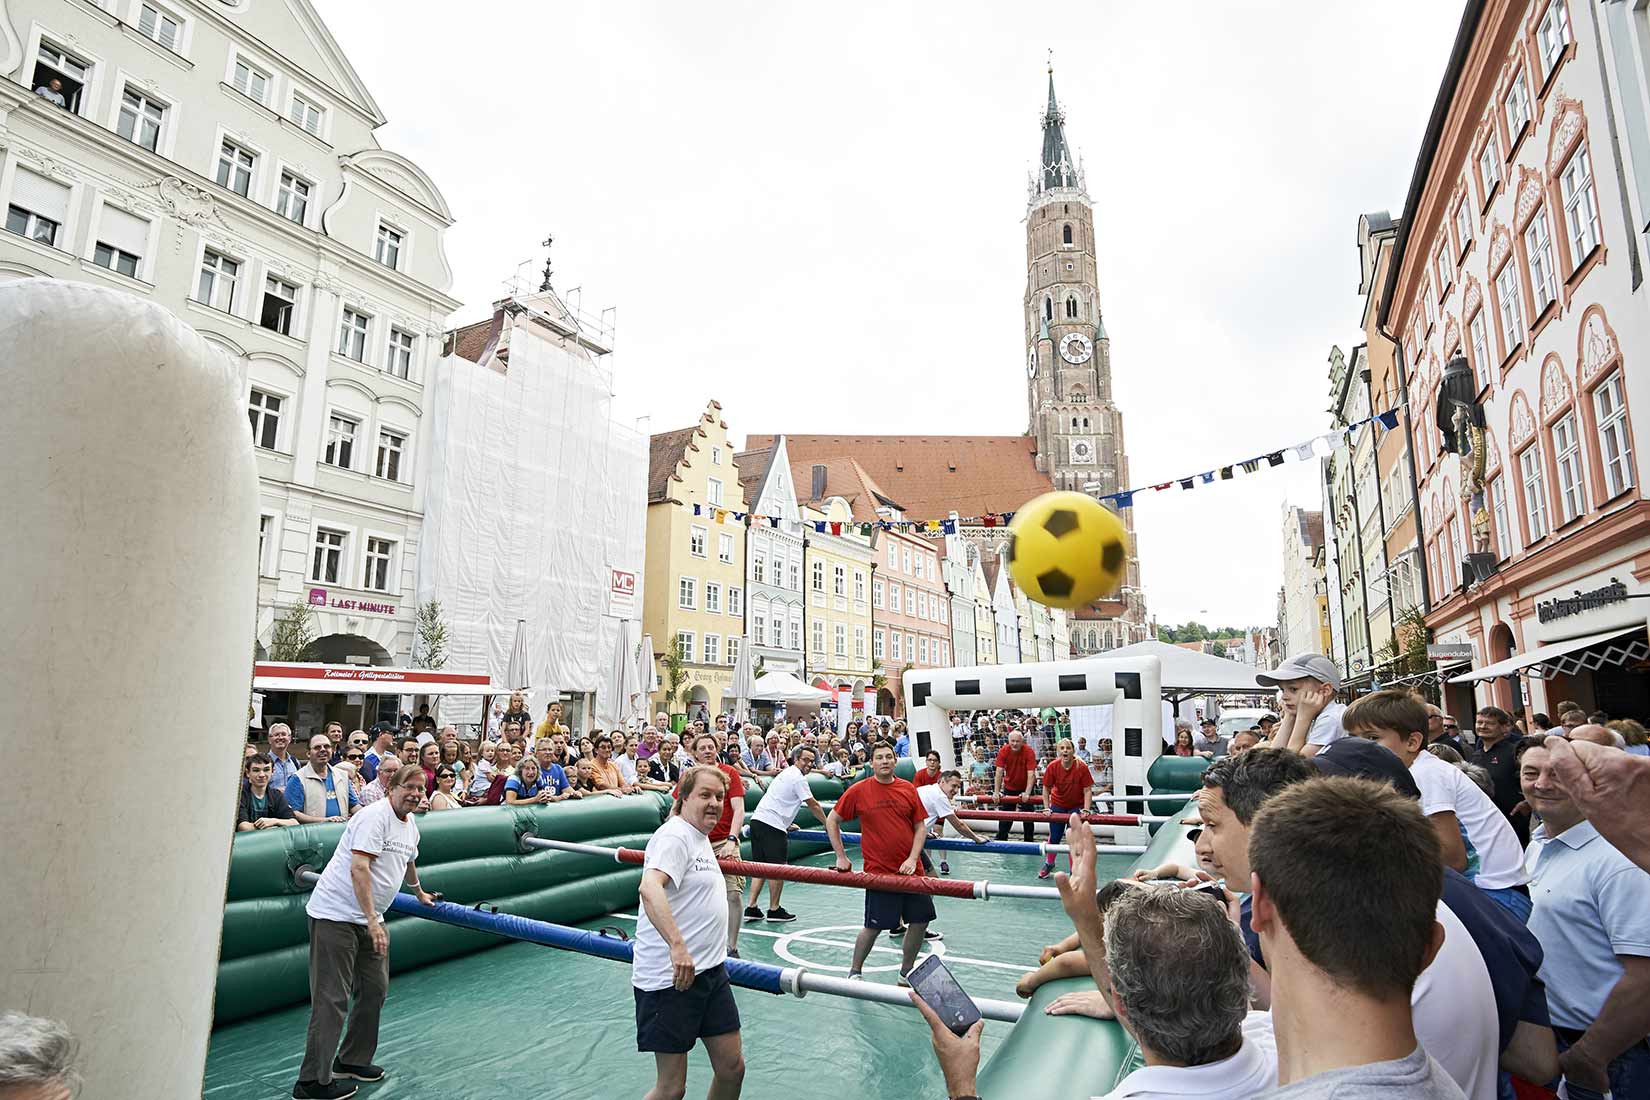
top-left (1255, 653), bottom-right (1346, 758)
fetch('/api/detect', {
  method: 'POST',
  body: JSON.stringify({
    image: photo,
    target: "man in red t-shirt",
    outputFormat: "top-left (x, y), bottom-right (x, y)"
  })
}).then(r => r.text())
top-left (675, 733), bottom-right (747, 955)
top-left (993, 727), bottom-right (1039, 842)
top-left (827, 742), bottom-right (932, 983)
top-left (1039, 737), bottom-right (1094, 878)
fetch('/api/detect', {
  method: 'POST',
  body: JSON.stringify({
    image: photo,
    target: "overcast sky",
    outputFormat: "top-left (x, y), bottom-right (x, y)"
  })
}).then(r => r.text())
top-left (318, 1), bottom-right (1464, 629)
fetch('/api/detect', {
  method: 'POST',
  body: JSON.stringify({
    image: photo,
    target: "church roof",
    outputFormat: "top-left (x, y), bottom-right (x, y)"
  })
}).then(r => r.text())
top-left (1037, 69), bottom-right (1082, 194)
top-left (743, 434), bottom-right (1055, 521)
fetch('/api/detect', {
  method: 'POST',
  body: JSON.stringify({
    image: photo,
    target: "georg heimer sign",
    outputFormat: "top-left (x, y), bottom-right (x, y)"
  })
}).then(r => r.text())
top-left (1536, 579), bottom-right (1629, 624)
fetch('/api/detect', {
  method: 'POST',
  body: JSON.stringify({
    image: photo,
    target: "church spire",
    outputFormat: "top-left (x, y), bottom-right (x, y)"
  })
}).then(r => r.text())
top-left (1035, 63), bottom-right (1085, 197)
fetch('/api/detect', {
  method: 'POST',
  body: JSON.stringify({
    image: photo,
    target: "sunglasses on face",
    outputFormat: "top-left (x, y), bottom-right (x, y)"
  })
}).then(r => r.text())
top-left (345, 753), bottom-right (364, 761)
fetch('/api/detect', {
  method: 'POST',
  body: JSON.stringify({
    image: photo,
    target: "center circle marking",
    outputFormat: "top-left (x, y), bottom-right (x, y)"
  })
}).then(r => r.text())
top-left (771, 923), bottom-right (946, 974)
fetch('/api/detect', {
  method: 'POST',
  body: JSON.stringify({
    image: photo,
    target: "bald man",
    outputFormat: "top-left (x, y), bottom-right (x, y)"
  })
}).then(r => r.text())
top-left (1568, 724), bottom-right (1624, 750)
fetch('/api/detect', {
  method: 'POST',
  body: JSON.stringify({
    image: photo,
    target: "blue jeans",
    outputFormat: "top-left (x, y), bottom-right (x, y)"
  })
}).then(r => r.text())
top-left (1045, 805), bottom-right (1077, 865)
top-left (1555, 1027), bottom-right (1650, 1100)
top-left (1480, 883), bottom-right (1533, 924)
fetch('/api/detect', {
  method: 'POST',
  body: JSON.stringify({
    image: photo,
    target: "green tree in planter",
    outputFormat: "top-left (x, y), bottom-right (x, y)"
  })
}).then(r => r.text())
top-left (413, 600), bottom-right (450, 670)
top-left (268, 600), bottom-right (317, 662)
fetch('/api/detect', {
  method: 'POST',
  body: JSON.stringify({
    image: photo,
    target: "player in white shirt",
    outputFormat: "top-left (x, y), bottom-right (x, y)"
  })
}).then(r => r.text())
top-left (744, 746), bottom-right (829, 923)
top-left (634, 764), bottom-right (745, 1100)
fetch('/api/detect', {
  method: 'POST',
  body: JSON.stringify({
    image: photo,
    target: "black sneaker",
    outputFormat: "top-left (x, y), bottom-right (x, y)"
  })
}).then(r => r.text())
top-left (728, 947), bottom-right (740, 959)
top-left (887, 925), bottom-right (907, 938)
top-left (332, 1061), bottom-right (384, 1083)
top-left (292, 1082), bottom-right (358, 1100)
top-left (743, 905), bottom-right (763, 922)
top-left (922, 929), bottom-right (944, 942)
top-left (766, 907), bottom-right (797, 923)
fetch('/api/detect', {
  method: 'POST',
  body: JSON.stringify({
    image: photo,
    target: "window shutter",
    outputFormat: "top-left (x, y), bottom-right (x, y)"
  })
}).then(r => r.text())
top-left (98, 205), bottom-right (149, 255)
top-left (12, 169), bottom-right (70, 222)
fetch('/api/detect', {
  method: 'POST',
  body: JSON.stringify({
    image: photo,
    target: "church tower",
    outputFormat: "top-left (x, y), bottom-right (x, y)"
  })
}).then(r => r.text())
top-left (1023, 68), bottom-right (1147, 642)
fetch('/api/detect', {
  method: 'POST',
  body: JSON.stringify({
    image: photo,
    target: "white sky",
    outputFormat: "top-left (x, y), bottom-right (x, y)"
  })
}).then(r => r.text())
top-left (317, 1), bottom-right (1464, 629)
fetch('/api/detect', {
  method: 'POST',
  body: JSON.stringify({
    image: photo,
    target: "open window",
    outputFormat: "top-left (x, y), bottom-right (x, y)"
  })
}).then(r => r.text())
top-left (32, 40), bottom-right (91, 114)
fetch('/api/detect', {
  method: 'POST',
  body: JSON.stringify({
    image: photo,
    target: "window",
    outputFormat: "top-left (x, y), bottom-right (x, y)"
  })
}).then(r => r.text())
top-left (1479, 132), bottom-right (1501, 199)
top-left (1561, 148), bottom-right (1601, 264)
top-left (363, 537), bottom-right (394, 591)
top-left (853, 570), bottom-right (866, 602)
top-left (919, 637), bottom-right (928, 663)
top-left (675, 631), bottom-right (695, 664)
top-left (338, 308), bottom-right (370, 362)
top-left (288, 92), bottom-right (324, 136)
top-left (788, 619), bottom-right (800, 650)
top-left (873, 578), bottom-right (884, 608)
top-left (887, 542), bottom-right (897, 567)
top-left (689, 526), bottom-right (707, 557)
top-left (387, 328), bottom-right (415, 379)
top-left (725, 637), bottom-right (739, 667)
top-left (374, 223), bottom-right (403, 269)
top-left (752, 554), bottom-right (766, 584)
top-left (903, 549), bottom-right (912, 573)
top-left (117, 88), bottom-right (165, 151)
top-left (324, 414), bottom-right (357, 469)
top-left (1062, 223), bottom-right (1073, 245)
top-left (1495, 263), bottom-right (1523, 356)
top-left (215, 140), bottom-right (256, 197)
top-left (1537, 1), bottom-right (1571, 76)
top-left (1519, 446), bottom-right (1549, 541)
top-left (4, 203), bottom-right (59, 248)
top-left (834, 624), bottom-right (847, 657)
top-left (1435, 240), bottom-right (1452, 292)
top-left (704, 581), bottom-right (720, 612)
top-left (1469, 311), bottom-right (1489, 383)
top-left (7, 169), bottom-right (70, 248)
top-left (812, 620), bottom-right (825, 654)
top-left (1490, 476), bottom-right (1519, 558)
top-left (728, 587), bottom-right (743, 616)
top-left (873, 628), bottom-right (885, 660)
top-left (890, 632), bottom-right (901, 661)
top-left (137, 3), bottom-right (182, 51)
top-left (718, 534), bottom-right (734, 564)
top-left (1505, 70), bottom-right (1532, 140)
top-left (1525, 209), bottom-right (1557, 313)
top-left (311, 527), bottom-right (345, 583)
top-left (906, 588), bottom-right (916, 615)
top-left (258, 514), bottom-right (272, 573)
top-left (832, 564), bottom-right (845, 597)
top-left (247, 389), bottom-right (281, 450)
top-left (770, 615), bottom-right (783, 647)
top-left (854, 627), bottom-right (866, 660)
top-left (888, 580), bottom-right (901, 610)
top-left (33, 41), bottom-right (90, 114)
top-left (787, 559), bottom-right (799, 591)
top-left (711, 446), bottom-right (722, 465)
top-left (1552, 412), bottom-right (1586, 523)
top-left (260, 276), bottom-right (297, 335)
top-left (375, 429), bottom-right (404, 481)
top-left (1447, 513), bottom-right (1465, 589)
top-left (707, 478), bottom-right (724, 507)
top-left (678, 576), bottom-right (696, 610)
top-left (811, 561), bottom-right (825, 592)
top-left (1065, 296), bottom-right (1078, 319)
top-left (703, 634), bottom-right (721, 666)
top-left (1594, 370), bottom-right (1635, 498)
top-left (276, 172), bottom-right (310, 225)
top-left (1454, 197), bottom-right (1473, 253)
top-left (938, 601), bottom-right (947, 625)
top-left (196, 250), bottom-right (240, 312)
top-left (231, 58), bottom-right (269, 104)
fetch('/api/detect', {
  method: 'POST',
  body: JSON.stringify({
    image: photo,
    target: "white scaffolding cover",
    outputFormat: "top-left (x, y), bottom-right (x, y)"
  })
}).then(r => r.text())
top-left (418, 307), bottom-right (647, 726)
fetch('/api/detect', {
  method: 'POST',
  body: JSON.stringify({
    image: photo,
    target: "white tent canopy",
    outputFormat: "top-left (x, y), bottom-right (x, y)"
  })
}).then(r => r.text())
top-left (1086, 639), bottom-right (1266, 695)
top-left (749, 669), bottom-right (832, 703)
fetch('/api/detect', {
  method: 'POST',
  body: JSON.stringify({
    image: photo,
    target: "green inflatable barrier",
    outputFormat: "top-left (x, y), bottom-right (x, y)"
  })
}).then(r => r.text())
top-left (1147, 753), bottom-right (1210, 791)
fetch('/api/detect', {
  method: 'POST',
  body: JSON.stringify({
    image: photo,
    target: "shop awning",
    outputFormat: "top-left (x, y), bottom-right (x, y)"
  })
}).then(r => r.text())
top-left (1448, 625), bottom-right (1648, 684)
top-left (253, 662), bottom-right (499, 696)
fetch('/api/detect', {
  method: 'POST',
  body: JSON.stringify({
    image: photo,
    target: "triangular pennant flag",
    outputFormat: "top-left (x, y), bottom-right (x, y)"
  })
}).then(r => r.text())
top-left (1266, 452), bottom-right (1284, 467)
top-left (1001, 512), bottom-right (1015, 523)
top-left (982, 515), bottom-right (998, 528)
top-left (1377, 409), bottom-right (1400, 431)
top-left (829, 522), bottom-right (841, 535)
top-left (1179, 477), bottom-right (1195, 490)
top-left (1293, 441), bottom-right (1316, 461)
top-left (859, 523), bottom-right (873, 536)
top-left (1220, 466), bottom-right (1234, 480)
top-left (1201, 471), bottom-right (1216, 484)
top-left (1152, 482), bottom-right (1173, 491)
top-left (926, 519), bottom-right (941, 532)
top-left (813, 521), bottom-right (826, 533)
top-left (768, 516), bottom-right (780, 528)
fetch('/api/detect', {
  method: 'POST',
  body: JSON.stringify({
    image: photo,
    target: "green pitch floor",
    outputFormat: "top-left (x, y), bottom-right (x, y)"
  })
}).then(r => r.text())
top-left (204, 845), bottom-right (1142, 1099)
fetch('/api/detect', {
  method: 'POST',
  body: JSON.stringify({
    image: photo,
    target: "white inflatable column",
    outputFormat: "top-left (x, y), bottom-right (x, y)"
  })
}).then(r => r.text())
top-left (0, 280), bottom-right (258, 1099)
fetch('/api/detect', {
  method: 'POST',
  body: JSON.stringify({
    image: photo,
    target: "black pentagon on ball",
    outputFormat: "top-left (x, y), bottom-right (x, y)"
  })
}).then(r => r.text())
top-left (1101, 539), bottom-right (1125, 572)
top-left (1038, 567), bottom-right (1075, 599)
top-left (1006, 531), bottom-right (1017, 563)
top-left (1042, 508), bottom-right (1080, 538)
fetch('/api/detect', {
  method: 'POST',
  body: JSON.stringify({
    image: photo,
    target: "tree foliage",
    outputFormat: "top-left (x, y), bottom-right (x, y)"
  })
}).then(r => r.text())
top-left (1157, 621), bottom-right (1252, 643)
top-left (413, 600), bottom-right (450, 670)
top-left (661, 640), bottom-right (688, 714)
top-left (268, 600), bottom-right (317, 662)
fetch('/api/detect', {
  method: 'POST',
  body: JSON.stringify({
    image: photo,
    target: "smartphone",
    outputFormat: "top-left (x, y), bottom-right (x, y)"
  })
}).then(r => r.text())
top-left (907, 954), bottom-right (982, 1037)
top-left (1186, 879), bottom-right (1226, 899)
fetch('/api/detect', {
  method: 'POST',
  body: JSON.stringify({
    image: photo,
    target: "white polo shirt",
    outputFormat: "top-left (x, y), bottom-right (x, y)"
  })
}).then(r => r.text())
top-left (751, 765), bottom-right (815, 831)
top-left (918, 784), bottom-right (955, 830)
top-left (1094, 1010), bottom-right (1277, 1099)
top-left (1410, 749), bottom-right (1527, 891)
top-left (633, 816), bottom-right (727, 991)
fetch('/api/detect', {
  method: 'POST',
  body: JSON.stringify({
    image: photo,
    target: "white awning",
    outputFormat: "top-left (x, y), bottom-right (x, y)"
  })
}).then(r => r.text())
top-left (1448, 625), bottom-right (1646, 684)
top-left (253, 662), bottom-right (500, 696)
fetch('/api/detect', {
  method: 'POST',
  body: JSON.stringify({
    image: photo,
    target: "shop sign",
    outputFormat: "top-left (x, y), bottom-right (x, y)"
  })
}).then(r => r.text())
top-left (1426, 643), bottom-right (1474, 661)
top-left (308, 587), bottom-right (398, 616)
top-left (1536, 579), bottom-right (1629, 624)
top-left (609, 569), bottom-right (637, 617)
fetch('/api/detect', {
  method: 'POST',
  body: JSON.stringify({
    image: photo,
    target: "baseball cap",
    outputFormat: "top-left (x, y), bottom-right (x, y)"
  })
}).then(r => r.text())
top-left (1309, 738), bottom-right (1421, 800)
top-left (1256, 654), bottom-right (1342, 690)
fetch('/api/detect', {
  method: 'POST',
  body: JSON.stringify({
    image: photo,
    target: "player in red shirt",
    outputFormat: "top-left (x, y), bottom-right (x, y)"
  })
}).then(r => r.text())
top-left (826, 742), bottom-right (932, 984)
top-left (993, 726), bottom-right (1040, 842)
top-left (913, 750), bottom-right (943, 787)
top-left (675, 733), bottom-right (747, 955)
top-left (1039, 738), bottom-right (1094, 878)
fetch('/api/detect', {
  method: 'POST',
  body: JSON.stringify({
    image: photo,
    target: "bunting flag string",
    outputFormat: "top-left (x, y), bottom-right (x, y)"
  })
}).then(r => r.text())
top-left (680, 404), bottom-right (1404, 532)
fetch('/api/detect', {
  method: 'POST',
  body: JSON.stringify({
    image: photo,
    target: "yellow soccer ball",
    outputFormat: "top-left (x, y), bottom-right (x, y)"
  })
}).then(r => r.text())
top-left (1005, 491), bottom-right (1130, 609)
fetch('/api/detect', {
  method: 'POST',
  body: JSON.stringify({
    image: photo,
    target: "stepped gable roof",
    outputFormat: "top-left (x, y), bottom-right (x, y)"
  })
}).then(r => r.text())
top-left (745, 434), bottom-right (1053, 520)
top-left (648, 427), bottom-right (699, 503)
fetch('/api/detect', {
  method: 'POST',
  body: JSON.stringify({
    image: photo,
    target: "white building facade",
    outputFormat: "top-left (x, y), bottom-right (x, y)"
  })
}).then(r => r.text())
top-left (1279, 503), bottom-right (1327, 660)
top-left (736, 436), bottom-right (806, 678)
top-left (0, 0), bottom-right (459, 681)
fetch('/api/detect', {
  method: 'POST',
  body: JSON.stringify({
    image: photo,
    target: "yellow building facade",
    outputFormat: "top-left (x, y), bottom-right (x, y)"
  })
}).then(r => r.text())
top-left (644, 400), bottom-right (747, 721)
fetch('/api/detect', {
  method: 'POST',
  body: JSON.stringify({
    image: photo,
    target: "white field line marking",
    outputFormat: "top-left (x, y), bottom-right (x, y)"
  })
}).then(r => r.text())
top-left (605, 913), bottom-right (1033, 974)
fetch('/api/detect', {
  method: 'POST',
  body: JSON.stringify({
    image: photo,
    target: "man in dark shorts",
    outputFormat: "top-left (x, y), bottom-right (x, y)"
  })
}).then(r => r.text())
top-left (744, 746), bottom-right (828, 924)
top-left (826, 742), bottom-right (932, 985)
top-left (992, 726), bottom-right (1039, 841)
